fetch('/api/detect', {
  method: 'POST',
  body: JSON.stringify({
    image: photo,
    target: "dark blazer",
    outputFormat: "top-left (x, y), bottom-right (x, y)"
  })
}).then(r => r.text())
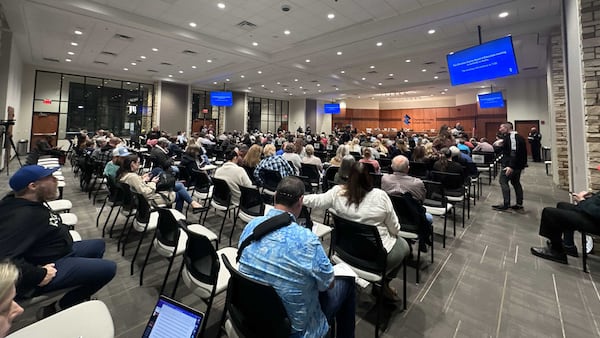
top-left (150, 146), bottom-right (173, 170)
top-left (500, 132), bottom-right (527, 170)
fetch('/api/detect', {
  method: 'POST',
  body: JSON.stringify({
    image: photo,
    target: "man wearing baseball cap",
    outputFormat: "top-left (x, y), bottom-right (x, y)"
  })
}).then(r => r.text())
top-left (103, 146), bottom-right (130, 181)
top-left (0, 165), bottom-right (116, 319)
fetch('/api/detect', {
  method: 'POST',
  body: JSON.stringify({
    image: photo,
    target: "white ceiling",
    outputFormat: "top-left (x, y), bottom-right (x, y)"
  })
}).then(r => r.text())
top-left (1, 0), bottom-right (561, 101)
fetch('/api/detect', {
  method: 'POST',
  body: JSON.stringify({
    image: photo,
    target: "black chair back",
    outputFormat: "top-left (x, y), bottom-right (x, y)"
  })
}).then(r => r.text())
top-left (370, 173), bottom-right (383, 189)
top-left (259, 169), bottom-right (283, 192)
top-left (221, 255), bottom-right (291, 338)
top-left (378, 157), bottom-right (392, 174)
top-left (155, 208), bottom-right (182, 248)
top-left (389, 193), bottom-right (427, 233)
top-left (238, 186), bottom-right (264, 217)
top-left (193, 171), bottom-right (213, 194)
top-left (430, 171), bottom-right (464, 191)
top-left (323, 166), bottom-right (339, 192)
top-left (184, 230), bottom-right (219, 287)
top-left (331, 214), bottom-right (387, 274)
top-left (408, 161), bottom-right (428, 178)
top-left (423, 180), bottom-right (448, 207)
top-left (300, 163), bottom-right (320, 180)
top-left (361, 162), bottom-right (376, 173)
top-left (211, 177), bottom-right (233, 207)
top-left (133, 190), bottom-right (152, 224)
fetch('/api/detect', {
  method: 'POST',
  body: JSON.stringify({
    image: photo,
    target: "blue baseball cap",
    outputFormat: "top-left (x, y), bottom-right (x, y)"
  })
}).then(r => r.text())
top-left (9, 165), bottom-right (59, 192)
top-left (112, 147), bottom-right (131, 157)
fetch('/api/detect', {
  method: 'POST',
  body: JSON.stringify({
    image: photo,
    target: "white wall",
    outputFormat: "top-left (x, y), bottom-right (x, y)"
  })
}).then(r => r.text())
top-left (316, 99), bottom-right (332, 134)
top-left (289, 99), bottom-right (306, 132)
top-left (505, 76), bottom-right (551, 145)
top-left (343, 98), bottom-right (379, 109)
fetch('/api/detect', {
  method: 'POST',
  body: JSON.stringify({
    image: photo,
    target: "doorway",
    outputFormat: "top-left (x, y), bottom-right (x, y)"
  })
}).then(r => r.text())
top-left (514, 120), bottom-right (540, 157)
top-left (31, 112), bottom-right (60, 151)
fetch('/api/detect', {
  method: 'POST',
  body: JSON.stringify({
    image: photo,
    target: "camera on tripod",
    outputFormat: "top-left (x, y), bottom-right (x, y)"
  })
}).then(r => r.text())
top-left (0, 120), bottom-right (15, 127)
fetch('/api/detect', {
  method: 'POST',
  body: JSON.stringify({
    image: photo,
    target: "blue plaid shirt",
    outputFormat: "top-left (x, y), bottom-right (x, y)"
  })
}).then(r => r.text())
top-left (238, 209), bottom-right (334, 337)
top-left (253, 154), bottom-right (294, 184)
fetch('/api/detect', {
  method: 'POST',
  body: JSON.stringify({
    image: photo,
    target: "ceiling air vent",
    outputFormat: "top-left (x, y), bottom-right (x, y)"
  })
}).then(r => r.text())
top-left (43, 57), bottom-right (60, 63)
top-left (367, 70), bottom-right (378, 74)
top-left (522, 66), bottom-right (539, 71)
top-left (114, 34), bottom-right (133, 41)
top-left (386, 77), bottom-right (394, 80)
top-left (310, 80), bottom-right (319, 83)
top-left (94, 61), bottom-right (109, 65)
top-left (435, 70), bottom-right (448, 74)
top-left (182, 50), bottom-right (197, 55)
top-left (100, 51), bottom-right (117, 56)
top-left (147, 69), bottom-right (159, 73)
top-left (423, 61), bottom-right (436, 65)
top-left (160, 62), bottom-right (172, 66)
top-left (236, 20), bottom-right (257, 31)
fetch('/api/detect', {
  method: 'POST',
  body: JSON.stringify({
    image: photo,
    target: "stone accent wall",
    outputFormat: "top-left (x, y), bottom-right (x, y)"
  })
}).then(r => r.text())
top-left (550, 31), bottom-right (570, 189)
top-left (581, 0), bottom-right (600, 190)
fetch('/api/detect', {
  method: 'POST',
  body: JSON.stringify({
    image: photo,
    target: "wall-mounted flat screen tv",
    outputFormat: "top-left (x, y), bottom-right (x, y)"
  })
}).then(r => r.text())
top-left (324, 103), bottom-right (340, 114)
top-left (447, 36), bottom-right (519, 86)
top-left (478, 92), bottom-right (505, 108)
top-left (210, 91), bottom-right (233, 106)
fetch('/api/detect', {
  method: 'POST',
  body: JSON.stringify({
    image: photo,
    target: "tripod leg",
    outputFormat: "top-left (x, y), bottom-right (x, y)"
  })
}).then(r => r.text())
top-left (9, 137), bottom-right (22, 166)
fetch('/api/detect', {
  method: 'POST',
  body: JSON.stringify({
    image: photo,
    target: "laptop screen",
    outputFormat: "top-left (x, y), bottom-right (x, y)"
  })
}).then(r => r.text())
top-left (142, 295), bottom-right (204, 338)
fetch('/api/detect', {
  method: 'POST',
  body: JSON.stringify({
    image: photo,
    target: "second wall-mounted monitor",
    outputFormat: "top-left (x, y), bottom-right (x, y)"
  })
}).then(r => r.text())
top-left (324, 103), bottom-right (341, 114)
top-left (447, 36), bottom-right (519, 86)
top-left (478, 91), bottom-right (505, 109)
top-left (210, 91), bottom-right (233, 106)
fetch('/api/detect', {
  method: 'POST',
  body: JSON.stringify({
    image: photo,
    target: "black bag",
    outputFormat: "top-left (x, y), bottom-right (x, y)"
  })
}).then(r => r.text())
top-left (155, 172), bottom-right (176, 191)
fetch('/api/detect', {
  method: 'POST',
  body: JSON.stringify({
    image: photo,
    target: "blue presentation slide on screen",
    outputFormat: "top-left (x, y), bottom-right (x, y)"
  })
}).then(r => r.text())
top-left (210, 91), bottom-right (233, 106)
top-left (478, 92), bottom-right (504, 108)
top-left (447, 36), bottom-right (518, 86)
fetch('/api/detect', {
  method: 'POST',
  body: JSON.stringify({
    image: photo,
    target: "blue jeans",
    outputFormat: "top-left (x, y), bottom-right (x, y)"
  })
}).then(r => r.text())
top-left (151, 168), bottom-right (193, 211)
top-left (318, 277), bottom-right (356, 338)
top-left (38, 239), bottom-right (116, 309)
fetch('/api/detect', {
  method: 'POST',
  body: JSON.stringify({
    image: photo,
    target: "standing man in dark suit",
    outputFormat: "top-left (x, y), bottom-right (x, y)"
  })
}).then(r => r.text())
top-left (528, 127), bottom-right (542, 162)
top-left (492, 122), bottom-right (527, 211)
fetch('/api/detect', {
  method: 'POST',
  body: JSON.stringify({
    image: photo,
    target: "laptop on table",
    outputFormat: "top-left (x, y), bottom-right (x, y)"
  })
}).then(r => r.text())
top-left (142, 295), bottom-right (204, 338)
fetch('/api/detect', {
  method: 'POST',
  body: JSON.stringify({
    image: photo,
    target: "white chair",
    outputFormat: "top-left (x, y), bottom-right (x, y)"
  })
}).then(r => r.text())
top-left (7, 300), bottom-right (114, 338)
top-left (46, 199), bottom-right (72, 213)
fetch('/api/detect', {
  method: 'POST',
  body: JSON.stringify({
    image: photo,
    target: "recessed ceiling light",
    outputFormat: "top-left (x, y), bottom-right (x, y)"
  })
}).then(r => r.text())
top-left (192, 65), bottom-right (197, 69)
top-left (404, 79), bottom-right (408, 82)
top-left (261, 84), bottom-right (265, 87)
top-left (337, 51), bottom-right (343, 56)
top-left (421, 69), bottom-right (427, 72)
top-left (441, 91), bottom-right (446, 94)
top-left (316, 83), bottom-right (320, 86)
top-left (206, 59), bottom-right (212, 63)
top-left (67, 51), bottom-right (74, 55)
top-left (318, 89), bottom-right (322, 93)
top-left (335, 88), bottom-right (339, 90)
top-left (405, 59), bottom-right (411, 63)
top-left (152, 48), bottom-right (158, 52)
top-left (499, 12), bottom-right (509, 18)
top-left (305, 59), bottom-right (310, 63)
top-left (327, 13), bottom-right (335, 19)
top-left (179, 70), bottom-right (184, 74)
top-left (248, 87), bottom-right (252, 90)
top-left (168, 74), bottom-right (173, 78)
top-left (252, 42), bottom-right (258, 46)
top-left (140, 55), bottom-right (146, 59)
top-left (434, 76), bottom-right (439, 79)
top-left (257, 70), bottom-right (262, 74)
top-left (123, 67), bottom-right (128, 71)
top-left (217, 3), bottom-right (226, 9)
top-left (240, 75), bottom-right (245, 78)
top-left (284, 88), bottom-right (288, 91)
top-left (444, 88), bottom-right (448, 91)
top-left (70, 42), bottom-right (78, 46)
top-left (369, 65), bottom-right (375, 69)
top-left (378, 82), bottom-right (382, 86)
top-left (289, 93), bottom-right (293, 96)
top-left (213, 81), bottom-right (218, 84)
top-left (361, 77), bottom-right (366, 80)
top-left (65, 58), bottom-right (72, 62)
top-left (340, 70), bottom-right (345, 74)
top-left (376, 42), bottom-right (383, 47)
top-left (189, 22), bottom-right (197, 27)
top-left (74, 30), bottom-right (82, 35)
top-left (277, 82), bottom-right (281, 85)
top-left (131, 62), bottom-right (137, 65)
top-left (388, 73), bottom-right (394, 77)
top-left (226, 78), bottom-right (230, 81)
top-left (294, 78), bottom-right (298, 82)
top-left (299, 86), bottom-right (303, 89)
top-left (428, 29), bottom-right (436, 34)
top-left (284, 30), bottom-right (291, 35)
top-left (270, 90), bottom-right (274, 93)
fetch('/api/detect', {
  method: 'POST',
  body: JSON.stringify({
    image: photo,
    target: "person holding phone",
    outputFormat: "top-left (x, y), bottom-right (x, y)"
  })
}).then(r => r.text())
top-left (531, 185), bottom-right (600, 264)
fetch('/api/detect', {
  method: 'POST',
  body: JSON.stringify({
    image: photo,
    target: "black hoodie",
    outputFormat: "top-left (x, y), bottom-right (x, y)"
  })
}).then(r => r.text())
top-left (0, 193), bottom-right (73, 297)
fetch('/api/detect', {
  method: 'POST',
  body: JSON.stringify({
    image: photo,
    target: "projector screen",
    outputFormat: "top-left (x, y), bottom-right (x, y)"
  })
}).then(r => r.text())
top-left (478, 92), bottom-right (505, 108)
top-left (210, 91), bottom-right (233, 106)
top-left (447, 36), bottom-right (519, 86)
top-left (324, 103), bottom-right (340, 114)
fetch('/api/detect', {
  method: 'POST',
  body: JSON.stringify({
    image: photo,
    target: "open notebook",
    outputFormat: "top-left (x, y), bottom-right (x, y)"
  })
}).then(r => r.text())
top-left (141, 295), bottom-right (204, 338)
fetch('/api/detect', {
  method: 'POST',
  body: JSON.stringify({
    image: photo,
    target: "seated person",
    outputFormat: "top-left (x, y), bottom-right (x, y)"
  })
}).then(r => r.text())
top-left (238, 177), bottom-right (355, 338)
top-left (103, 147), bottom-right (130, 181)
top-left (0, 166), bottom-right (116, 319)
top-left (213, 150), bottom-right (254, 206)
top-left (531, 186), bottom-right (600, 264)
top-left (149, 137), bottom-right (178, 176)
top-left (473, 138), bottom-right (495, 152)
top-left (329, 145), bottom-right (349, 167)
top-left (304, 163), bottom-right (410, 301)
top-left (118, 155), bottom-right (203, 213)
top-left (358, 148), bottom-right (380, 173)
top-left (0, 261), bottom-right (24, 338)
top-left (432, 147), bottom-right (464, 176)
top-left (253, 144), bottom-right (294, 185)
top-left (302, 145), bottom-right (323, 172)
top-left (281, 143), bottom-right (302, 175)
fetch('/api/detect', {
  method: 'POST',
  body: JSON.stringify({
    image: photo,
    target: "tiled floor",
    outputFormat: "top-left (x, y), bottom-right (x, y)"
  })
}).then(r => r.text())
top-left (4, 158), bottom-right (600, 338)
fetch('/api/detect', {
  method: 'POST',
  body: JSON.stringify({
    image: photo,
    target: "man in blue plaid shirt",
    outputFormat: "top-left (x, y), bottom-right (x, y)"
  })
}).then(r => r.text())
top-left (254, 144), bottom-right (294, 185)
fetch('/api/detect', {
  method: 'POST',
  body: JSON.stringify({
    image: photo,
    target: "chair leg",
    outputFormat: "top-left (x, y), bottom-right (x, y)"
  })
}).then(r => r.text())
top-left (416, 240), bottom-right (421, 284)
top-left (582, 231), bottom-right (589, 273)
top-left (443, 214), bottom-right (447, 248)
top-left (430, 224), bottom-right (434, 264)
top-left (132, 226), bottom-right (150, 275)
top-left (117, 212), bottom-right (133, 252)
top-left (160, 254), bottom-right (177, 295)
top-left (229, 210), bottom-right (239, 246)
top-left (101, 206), bottom-right (115, 237)
top-left (108, 206), bottom-right (122, 238)
top-left (138, 231), bottom-right (156, 284)
top-left (403, 259), bottom-right (407, 310)
top-left (217, 207), bottom-right (229, 243)
top-left (96, 196), bottom-right (108, 228)
top-left (171, 260), bottom-right (185, 298)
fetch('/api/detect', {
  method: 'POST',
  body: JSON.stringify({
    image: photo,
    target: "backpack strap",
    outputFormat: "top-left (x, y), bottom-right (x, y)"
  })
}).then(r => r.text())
top-left (236, 212), bottom-right (293, 262)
